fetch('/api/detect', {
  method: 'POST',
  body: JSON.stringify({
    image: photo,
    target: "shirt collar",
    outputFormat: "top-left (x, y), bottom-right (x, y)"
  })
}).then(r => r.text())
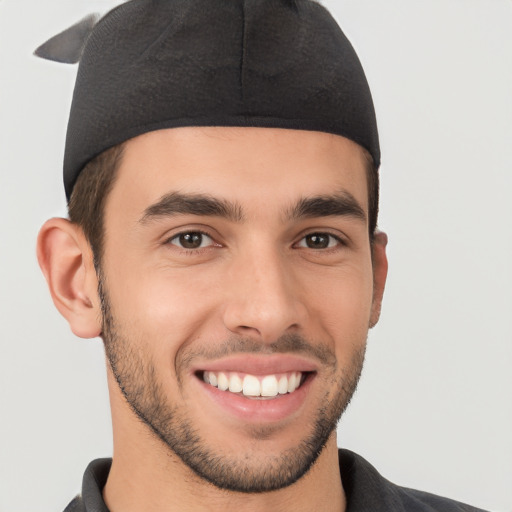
top-left (70, 450), bottom-right (404, 512)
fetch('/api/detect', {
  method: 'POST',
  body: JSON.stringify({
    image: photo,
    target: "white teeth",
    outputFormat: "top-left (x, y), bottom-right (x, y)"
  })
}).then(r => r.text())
top-left (287, 373), bottom-right (297, 393)
top-left (217, 372), bottom-right (229, 391)
top-left (243, 375), bottom-right (261, 396)
top-left (228, 374), bottom-right (243, 393)
top-left (278, 376), bottom-right (288, 395)
top-left (261, 375), bottom-right (278, 397)
top-left (203, 371), bottom-right (303, 397)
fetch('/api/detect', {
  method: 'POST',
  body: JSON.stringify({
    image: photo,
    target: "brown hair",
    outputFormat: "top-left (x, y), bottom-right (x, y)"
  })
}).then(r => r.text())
top-left (363, 149), bottom-right (380, 240)
top-left (68, 142), bottom-right (379, 266)
top-left (68, 144), bottom-right (125, 270)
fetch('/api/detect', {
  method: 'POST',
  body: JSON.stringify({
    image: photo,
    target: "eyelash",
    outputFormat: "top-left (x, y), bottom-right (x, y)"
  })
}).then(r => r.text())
top-left (165, 230), bottom-right (346, 254)
top-left (166, 230), bottom-right (217, 253)
top-left (296, 232), bottom-right (345, 250)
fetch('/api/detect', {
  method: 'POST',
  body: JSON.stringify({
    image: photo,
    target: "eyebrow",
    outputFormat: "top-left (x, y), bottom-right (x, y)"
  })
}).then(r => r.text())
top-left (139, 190), bottom-right (366, 225)
top-left (285, 192), bottom-right (366, 223)
top-left (140, 192), bottom-right (244, 224)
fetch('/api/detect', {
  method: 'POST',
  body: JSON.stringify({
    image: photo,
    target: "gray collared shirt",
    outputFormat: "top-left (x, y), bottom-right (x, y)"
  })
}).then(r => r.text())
top-left (63, 449), bottom-right (488, 512)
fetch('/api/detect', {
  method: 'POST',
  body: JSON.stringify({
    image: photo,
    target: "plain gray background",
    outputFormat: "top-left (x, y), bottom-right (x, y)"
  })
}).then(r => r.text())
top-left (1, 1), bottom-right (511, 511)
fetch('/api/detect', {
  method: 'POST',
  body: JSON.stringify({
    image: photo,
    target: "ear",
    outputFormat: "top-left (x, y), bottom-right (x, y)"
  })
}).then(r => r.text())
top-left (369, 230), bottom-right (388, 328)
top-left (37, 218), bottom-right (102, 338)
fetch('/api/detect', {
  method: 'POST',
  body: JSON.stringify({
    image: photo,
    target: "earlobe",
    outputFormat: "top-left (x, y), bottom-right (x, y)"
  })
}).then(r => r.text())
top-left (37, 218), bottom-right (102, 338)
top-left (369, 231), bottom-right (388, 328)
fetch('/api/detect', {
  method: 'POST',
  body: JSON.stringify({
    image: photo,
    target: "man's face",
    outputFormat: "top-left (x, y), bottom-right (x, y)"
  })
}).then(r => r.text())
top-left (99, 127), bottom-right (382, 492)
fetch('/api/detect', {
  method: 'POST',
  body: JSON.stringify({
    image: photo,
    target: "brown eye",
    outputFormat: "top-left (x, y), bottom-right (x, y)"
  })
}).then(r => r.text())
top-left (298, 233), bottom-right (340, 249)
top-left (170, 232), bottom-right (213, 249)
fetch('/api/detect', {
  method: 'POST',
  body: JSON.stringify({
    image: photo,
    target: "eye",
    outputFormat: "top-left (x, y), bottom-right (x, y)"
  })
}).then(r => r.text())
top-left (169, 231), bottom-right (214, 250)
top-left (297, 233), bottom-right (342, 250)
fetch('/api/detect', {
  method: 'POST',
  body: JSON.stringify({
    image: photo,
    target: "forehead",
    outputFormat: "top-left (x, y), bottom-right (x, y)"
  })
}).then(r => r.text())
top-left (106, 126), bottom-right (369, 218)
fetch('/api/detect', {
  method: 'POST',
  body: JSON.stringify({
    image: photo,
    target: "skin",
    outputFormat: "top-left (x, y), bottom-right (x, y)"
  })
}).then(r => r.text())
top-left (38, 127), bottom-right (388, 512)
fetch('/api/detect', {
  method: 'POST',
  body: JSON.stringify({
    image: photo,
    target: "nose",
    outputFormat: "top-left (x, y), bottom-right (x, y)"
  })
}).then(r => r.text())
top-left (221, 245), bottom-right (308, 343)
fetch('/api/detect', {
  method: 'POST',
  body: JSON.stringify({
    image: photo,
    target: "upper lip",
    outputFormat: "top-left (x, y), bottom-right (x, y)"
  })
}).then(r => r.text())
top-left (191, 354), bottom-right (319, 376)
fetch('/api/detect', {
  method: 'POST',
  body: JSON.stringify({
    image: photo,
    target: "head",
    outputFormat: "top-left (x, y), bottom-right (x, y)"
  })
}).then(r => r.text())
top-left (38, 0), bottom-right (387, 495)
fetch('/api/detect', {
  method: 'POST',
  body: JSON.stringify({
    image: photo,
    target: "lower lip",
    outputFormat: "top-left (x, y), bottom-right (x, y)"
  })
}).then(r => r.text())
top-left (196, 374), bottom-right (314, 423)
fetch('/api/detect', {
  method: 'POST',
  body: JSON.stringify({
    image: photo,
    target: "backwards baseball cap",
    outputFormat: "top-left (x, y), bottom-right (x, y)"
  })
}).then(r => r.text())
top-left (64, 0), bottom-right (380, 200)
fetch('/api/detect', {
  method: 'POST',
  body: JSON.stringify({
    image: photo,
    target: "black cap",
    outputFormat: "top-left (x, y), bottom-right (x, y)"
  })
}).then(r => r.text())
top-left (64, 0), bottom-right (380, 199)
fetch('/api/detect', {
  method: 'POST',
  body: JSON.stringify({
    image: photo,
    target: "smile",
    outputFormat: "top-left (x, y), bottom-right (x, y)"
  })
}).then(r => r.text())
top-left (202, 371), bottom-right (304, 398)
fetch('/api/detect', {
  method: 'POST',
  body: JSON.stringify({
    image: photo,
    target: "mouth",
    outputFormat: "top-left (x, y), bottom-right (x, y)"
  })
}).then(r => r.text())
top-left (198, 370), bottom-right (309, 399)
top-left (190, 355), bottom-right (318, 423)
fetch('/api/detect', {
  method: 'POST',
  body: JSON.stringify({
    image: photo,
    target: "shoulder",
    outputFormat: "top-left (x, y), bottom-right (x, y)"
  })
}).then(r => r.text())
top-left (391, 486), bottom-right (488, 512)
top-left (338, 449), bottom-right (488, 512)
top-left (62, 458), bottom-right (112, 512)
top-left (63, 495), bottom-right (84, 512)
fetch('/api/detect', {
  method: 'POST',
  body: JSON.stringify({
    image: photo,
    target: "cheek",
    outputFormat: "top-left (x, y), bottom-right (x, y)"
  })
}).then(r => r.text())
top-left (302, 261), bottom-right (374, 346)
top-left (310, 254), bottom-right (373, 304)
top-left (104, 258), bottom-right (222, 357)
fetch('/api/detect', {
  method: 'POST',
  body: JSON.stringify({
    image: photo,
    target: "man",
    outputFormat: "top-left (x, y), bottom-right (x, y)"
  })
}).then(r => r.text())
top-left (36, 0), bottom-right (488, 510)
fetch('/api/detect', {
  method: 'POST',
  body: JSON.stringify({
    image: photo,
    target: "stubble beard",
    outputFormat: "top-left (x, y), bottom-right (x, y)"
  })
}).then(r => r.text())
top-left (98, 277), bottom-right (366, 493)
